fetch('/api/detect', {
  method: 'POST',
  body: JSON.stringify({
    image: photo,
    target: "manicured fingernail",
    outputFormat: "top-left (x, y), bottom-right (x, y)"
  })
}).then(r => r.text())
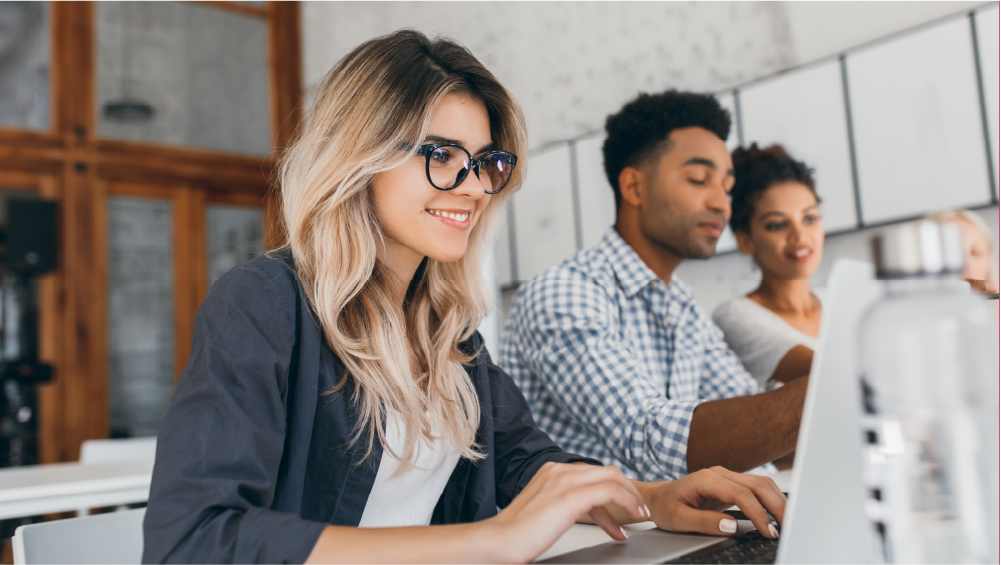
top-left (620, 527), bottom-right (629, 539)
top-left (642, 504), bottom-right (651, 519)
top-left (719, 518), bottom-right (737, 533)
top-left (768, 524), bottom-right (779, 538)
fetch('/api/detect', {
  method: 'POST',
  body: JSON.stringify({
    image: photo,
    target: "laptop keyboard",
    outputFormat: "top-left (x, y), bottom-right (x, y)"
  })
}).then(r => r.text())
top-left (663, 530), bottom-right (778, 564)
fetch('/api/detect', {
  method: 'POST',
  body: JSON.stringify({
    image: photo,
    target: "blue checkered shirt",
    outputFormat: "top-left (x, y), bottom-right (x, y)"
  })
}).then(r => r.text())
top-left (499, 227), bottom-right (764, 481)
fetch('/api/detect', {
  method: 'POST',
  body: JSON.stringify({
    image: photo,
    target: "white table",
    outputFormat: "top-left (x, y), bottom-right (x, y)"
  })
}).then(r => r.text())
top-left (0, 458), bottom-right (154, 520)
top-left (536, 469), bottom-right (792, 562)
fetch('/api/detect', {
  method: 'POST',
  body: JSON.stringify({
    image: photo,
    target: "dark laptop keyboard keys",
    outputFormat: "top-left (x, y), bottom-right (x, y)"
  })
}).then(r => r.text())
top-left (663, 530), bottom-right (778, 564)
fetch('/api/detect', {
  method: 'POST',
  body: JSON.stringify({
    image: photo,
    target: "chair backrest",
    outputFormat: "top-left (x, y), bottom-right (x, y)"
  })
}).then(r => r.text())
top-left (12, 507), bottom-right (146, 565)
top-left (79, 437), bottom-right (157, 464)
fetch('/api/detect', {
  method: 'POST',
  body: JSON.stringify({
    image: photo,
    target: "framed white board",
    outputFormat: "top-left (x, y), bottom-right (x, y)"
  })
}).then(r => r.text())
top-left (573, 135), bottom-right (617, 250)
top-left (846, 18), bottom-right (992, 224)
top-left (512, 143), bottom-right (578, 282)
top-left (492, 199), bottom-right (514, 286)
top-left (975, 5), bottom-right (999, 189)
top-left (716, 92), bottom-right (741, 151)
top-left (740, 60), bottom-right (860, 233)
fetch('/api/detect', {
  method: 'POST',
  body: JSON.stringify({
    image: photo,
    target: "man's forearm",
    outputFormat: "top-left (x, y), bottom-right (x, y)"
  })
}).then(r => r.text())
top-left (686, 377), bottom-right (808, 473)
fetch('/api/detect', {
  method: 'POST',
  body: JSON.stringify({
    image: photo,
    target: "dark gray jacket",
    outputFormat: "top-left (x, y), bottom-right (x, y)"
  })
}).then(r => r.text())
top-left (142, 252), bottom-right (597, 564)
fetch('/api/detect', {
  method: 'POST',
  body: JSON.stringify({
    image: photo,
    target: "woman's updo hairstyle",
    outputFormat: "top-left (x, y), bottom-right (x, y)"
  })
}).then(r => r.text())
top-left (729, 143), bottom-right (819, 234)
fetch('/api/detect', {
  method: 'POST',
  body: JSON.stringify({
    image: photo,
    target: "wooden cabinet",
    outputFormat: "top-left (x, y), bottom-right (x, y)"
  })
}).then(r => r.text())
top-left (0, 1), bottom-right (301, 461)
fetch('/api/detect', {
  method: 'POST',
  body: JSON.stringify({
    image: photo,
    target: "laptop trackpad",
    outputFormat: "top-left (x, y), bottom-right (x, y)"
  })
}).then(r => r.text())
top-left (539, 523), bottom-right (756, 564)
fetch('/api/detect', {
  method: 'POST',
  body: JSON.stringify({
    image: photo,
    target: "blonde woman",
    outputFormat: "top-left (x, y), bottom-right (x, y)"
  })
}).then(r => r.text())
top-left (142, 30), bottom-right (785, 564)
top-left (925, 209), bottom-right (997, 292)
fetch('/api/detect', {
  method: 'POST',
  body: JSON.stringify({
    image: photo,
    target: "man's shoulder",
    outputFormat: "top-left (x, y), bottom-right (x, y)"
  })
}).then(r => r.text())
top-left (515, 246), bottom-right (619, 303)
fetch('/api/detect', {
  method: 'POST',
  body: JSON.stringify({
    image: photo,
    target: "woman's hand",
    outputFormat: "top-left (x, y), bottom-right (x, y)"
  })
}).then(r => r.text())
top-left (475, 462), bottom-right (649, 563)
top-left (645, 466), bottom-right (786, 539)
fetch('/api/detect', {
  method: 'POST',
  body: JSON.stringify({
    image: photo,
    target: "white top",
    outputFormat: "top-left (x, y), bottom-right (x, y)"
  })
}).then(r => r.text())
top-left (358, 412), bottom-right (461, 528)
top-left (712, 296), bottom-right (820, 387)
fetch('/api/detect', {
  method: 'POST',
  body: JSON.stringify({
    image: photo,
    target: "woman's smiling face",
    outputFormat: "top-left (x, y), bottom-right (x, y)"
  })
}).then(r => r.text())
top-left (737, 181), bottom-right (824, 280)
top-left (370, 93), bottom-right (496, 276)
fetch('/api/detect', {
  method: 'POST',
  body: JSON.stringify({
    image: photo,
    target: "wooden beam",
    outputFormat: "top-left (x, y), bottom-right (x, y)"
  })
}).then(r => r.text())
top-left (268, 1), bottom-right (303, 154)
top-left (96, 140), bottom-right (274, 190)
top-left (190, 0), bottom-right (269, 19)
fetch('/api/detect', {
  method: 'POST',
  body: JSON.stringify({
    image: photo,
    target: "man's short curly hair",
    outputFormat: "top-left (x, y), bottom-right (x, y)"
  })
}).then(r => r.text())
top-left (602, 90), bottom-right (731, 211)
top-left (729, 143), bottom-right (818, 234)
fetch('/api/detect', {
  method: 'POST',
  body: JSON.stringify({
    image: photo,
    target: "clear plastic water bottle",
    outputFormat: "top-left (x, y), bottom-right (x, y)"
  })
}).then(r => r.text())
top-left (859, 220), bottom-right (999, 564)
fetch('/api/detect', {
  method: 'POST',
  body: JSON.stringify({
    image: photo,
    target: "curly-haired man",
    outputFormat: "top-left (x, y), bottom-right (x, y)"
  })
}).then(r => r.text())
top-left (499, 90), bottom-right (808, 481)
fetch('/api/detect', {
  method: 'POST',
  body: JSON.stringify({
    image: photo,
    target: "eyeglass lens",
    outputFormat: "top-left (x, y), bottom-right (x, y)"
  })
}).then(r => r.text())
top-left (427, 146), bottom-right (513, 193)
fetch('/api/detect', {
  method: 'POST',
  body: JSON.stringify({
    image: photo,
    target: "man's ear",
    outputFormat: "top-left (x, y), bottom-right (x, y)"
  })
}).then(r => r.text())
top-left (734, 229), bottom-right (755, 256)
top-left (618, 166), bottom-right (646, 209)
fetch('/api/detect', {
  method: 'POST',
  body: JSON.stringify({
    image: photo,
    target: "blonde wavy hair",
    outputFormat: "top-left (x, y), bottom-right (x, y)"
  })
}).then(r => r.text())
top-left (276, 30), bottom-right (528, 468)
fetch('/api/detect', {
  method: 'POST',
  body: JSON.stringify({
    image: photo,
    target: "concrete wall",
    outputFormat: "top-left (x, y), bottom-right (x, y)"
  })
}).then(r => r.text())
top-left (300, 1), bottom-right (998, 324)
top-left (301, 1), bottom-right (796, 147)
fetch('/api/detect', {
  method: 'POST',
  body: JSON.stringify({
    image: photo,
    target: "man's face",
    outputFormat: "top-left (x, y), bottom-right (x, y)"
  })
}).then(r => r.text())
top-left (635, 127), bottom-right (734, 259)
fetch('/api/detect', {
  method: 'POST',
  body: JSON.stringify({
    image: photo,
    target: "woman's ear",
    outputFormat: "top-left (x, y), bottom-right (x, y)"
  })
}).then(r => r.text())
top-left (734, 229), bottom-right (755, 256)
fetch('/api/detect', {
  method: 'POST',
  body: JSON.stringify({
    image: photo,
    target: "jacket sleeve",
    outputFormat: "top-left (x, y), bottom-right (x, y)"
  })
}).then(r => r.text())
top-left (480, 339), bottom-right (602, 509)
top-left (142, 262), bottom-right (326, 564)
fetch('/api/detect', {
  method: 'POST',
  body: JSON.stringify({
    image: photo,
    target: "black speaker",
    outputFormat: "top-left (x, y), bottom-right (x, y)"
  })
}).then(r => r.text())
top-left (7, 199), bottom-right (57, 274)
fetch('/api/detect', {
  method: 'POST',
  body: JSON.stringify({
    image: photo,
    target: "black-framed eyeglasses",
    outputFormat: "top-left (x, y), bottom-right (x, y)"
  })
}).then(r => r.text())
top-left (407, 142), bottom-right (518, 194)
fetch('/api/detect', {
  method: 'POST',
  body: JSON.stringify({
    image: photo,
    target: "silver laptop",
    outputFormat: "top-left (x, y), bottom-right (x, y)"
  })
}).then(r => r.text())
top-left (541, 259), bottom-right (882, 565)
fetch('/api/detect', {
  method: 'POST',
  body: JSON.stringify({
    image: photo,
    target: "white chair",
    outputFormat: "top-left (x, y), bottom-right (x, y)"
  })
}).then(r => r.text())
top-left (79, 437), bottom-right (157, 464)
top-left (12, 507), bottom-right (146, 564)
top-left (76, 437), bottom-right (156, 516)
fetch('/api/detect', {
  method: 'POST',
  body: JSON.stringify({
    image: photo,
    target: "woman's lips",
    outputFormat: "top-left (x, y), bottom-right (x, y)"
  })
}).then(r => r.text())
top-left (427, 208), bottom-right (472, 230)
top-left (786, 246), bottom-right (813, 262)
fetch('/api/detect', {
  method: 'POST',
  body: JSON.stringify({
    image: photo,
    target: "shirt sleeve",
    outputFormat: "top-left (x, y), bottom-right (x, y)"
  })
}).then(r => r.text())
top-left (478, 340), bottom-right (603, 509)
top-left (509, 271), bottom-right (709, 482)
top-left (142, 263), bottom-right (326, 564)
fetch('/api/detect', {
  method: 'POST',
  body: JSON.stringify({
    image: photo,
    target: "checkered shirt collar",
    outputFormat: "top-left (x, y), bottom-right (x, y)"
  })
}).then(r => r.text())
top-left (596, 227), bottom-right (661, 298)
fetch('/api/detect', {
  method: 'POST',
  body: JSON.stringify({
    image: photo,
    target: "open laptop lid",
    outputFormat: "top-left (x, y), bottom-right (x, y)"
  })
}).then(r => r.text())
top-left (776, 258), bottom-right (882, 564)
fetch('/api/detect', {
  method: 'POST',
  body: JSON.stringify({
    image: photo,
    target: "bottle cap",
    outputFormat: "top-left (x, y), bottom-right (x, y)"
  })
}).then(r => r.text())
top-left (871, 220), bottom-right (965, 279)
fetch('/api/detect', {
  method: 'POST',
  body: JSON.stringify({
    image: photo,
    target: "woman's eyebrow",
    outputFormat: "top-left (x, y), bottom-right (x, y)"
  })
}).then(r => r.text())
top-left (758, 211), bottom-right (787, 220)
top-left (424, 134), bottom-right (462, 145)
top-left (423, 135), bottom-right (494, 155)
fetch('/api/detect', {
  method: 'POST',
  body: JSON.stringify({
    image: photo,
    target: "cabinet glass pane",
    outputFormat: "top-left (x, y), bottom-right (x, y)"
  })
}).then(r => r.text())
top-left (96, 2), bottom-right (270, 155)
top-left (107, 197), bottom-right (173, 438)
top-left (207, 205), bottom-right (263, 287)
top-left (0, 2), bottom-right (49, 130)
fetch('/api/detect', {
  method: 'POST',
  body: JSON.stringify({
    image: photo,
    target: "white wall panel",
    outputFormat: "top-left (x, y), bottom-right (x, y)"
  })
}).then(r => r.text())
top-left (975, 6), bottom-right (999, 187)
top-left (715, 226), bottom-right (738, 254)
top-left (714, 92), bottom-right (740, 254)
top-left (716, 92), bottom-right (741, 151)
top-left (493, 200), bottom-right (514, 286)
top-left (847, 18), bottom-right (992, 224)
top-left (740, 61), bottom-right (859, 232)
top-left (512, 144), bottom-right (577, 282)
top-left (574, 135), bottom-right (617, 250)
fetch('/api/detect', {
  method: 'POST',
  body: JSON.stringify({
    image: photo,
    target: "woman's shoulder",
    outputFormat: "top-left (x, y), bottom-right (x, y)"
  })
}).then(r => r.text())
top-left (211, 249), bottom-right (300, 298)
top-left (712, 296), bottom-right (761, 325)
